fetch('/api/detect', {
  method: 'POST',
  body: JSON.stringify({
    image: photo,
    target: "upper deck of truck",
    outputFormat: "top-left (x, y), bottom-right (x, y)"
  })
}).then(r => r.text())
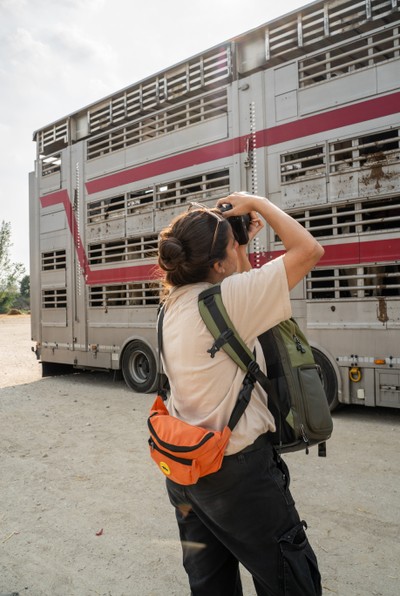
top-left (33, 0), bottom-right (400, 157)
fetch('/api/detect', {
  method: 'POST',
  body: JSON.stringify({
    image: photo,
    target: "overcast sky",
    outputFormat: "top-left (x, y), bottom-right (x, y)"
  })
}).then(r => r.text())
top-left (0, 0), bottom-right (307, 272)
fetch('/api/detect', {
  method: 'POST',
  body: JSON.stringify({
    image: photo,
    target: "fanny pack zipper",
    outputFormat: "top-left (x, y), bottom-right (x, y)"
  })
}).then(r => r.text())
top-left (148, 415), bottom-right (215, 453)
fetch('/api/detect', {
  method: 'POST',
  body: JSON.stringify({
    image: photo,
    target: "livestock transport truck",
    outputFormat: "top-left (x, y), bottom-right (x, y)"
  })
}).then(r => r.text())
top-left (29, 0), bottom-right (400, 409)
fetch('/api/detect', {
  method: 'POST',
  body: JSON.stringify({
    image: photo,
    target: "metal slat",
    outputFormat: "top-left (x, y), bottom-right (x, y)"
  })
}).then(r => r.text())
top-left (287, 196), bottom-right (400, 238)
top-left (87, 88), bottom-right (228, 160)
top-left (299, 23), bottom-right (400, 87)
top-left (89, 281), bottom-right (161, 308)
top-left (307, 264), bottom-right (400, 299)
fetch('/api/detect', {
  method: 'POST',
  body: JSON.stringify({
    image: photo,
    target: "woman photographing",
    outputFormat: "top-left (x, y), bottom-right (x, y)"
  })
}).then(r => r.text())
top-left (156, 191), bottom-right (324, 596)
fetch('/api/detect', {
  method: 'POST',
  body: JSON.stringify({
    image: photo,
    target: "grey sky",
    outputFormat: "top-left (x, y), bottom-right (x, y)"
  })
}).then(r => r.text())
top-left (0, 0), bottom-right (307, 271)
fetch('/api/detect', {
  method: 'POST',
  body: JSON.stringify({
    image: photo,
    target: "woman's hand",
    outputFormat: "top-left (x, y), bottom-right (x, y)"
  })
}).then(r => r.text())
top-left (234, 210), bottom-right (265, 272)
top-left (216, 192), bottom-right (264, 245)
top-left (215, 193), bottom-right (265, 272)
top-left (247, 211), bottom-right (264, 242)
top-left (216, 191), bottom-right (265, 217)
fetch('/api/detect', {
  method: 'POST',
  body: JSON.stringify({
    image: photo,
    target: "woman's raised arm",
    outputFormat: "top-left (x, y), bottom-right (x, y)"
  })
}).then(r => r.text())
top-left (217, 192), bottom-right (324, 290)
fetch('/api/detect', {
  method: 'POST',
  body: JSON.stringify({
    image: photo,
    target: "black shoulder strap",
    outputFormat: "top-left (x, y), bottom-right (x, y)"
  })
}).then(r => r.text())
top-left (198, 285), bottom-right (279, 410)
top-left (156, 305), bottom-right (168, 399)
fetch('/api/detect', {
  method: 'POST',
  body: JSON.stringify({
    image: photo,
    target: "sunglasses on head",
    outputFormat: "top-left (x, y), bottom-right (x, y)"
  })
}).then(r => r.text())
top-left (188, 202), bottom-right (225, 258)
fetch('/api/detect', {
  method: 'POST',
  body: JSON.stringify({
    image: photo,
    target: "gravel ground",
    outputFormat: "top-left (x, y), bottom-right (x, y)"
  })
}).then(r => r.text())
top-left (0, 314), bottom-right (399, 596)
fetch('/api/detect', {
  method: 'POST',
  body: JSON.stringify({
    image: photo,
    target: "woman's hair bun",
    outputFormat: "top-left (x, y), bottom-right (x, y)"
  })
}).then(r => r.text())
top-left (158, 237), bottom-right (186, 271)
top-left (157, 208), bottom-right (229, 287)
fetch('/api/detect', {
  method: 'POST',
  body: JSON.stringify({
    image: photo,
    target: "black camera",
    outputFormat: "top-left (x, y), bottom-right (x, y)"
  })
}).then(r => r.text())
top-left (218, 203), bottom-right (251, 245)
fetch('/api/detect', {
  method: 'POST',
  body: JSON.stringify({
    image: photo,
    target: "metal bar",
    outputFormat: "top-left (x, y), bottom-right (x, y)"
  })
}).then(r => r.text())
top-left (298, 13), bottom-right (303, 47)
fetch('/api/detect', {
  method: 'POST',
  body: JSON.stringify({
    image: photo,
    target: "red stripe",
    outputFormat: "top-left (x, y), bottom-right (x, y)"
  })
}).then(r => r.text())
top-left (40, 189), bottom-right (69, 208)
top-left (359, 237), bottom-right (400, 264)
top-left (39, 190), bottom-right (163, 284)
top-left (86, 91), bottom-right (400, 195)
top-left (85, 138), bottom-right (243, 194)
top-left (321, 238), bottom-right (400, 265)
top-left (87, 264), bottom-right (162, 285)
top-left (40, 190), bottom-right (89, 275)
top-left (251, 238), bottom-right (400, 269)
top-left (90, 237), bottom-right (400, 283)
top-left (40, 190), bottom-right (399, 284)
top-left (321, 242), bottom-right (360, 266)
top-left (263, 92), bottom-right (400, 146)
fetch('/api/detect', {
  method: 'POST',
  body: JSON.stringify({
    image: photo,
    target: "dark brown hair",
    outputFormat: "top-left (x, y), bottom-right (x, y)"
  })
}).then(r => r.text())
top-left (158, 208), bottom-right (230, 288)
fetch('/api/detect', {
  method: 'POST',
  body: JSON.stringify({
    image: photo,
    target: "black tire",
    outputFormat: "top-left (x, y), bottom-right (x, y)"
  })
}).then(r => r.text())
top-left (311, 348), bottom-right (340, 411)
top-left (121, 340), bottom-right (157, 393)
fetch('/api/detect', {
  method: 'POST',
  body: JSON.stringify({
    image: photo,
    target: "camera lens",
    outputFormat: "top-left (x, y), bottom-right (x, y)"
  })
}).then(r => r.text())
top-left (218, 204), bottom-right (250, 245)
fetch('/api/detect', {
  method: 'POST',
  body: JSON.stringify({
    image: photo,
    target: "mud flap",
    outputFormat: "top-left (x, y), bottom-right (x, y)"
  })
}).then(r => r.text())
top-left (279, 521), bottom-right (322, 596)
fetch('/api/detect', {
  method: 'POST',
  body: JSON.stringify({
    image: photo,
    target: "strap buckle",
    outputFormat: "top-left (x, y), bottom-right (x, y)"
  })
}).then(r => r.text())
top-left (247, 359), bottom-right (260, 380)
top-left (207, 328), bottom-right (234, 358)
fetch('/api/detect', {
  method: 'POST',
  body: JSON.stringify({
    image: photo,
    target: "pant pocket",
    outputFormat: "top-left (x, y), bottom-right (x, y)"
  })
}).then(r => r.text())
top-left (279, 521), bottom-right (322, 596)
top-left (270, 451), bottom-right (295, 506)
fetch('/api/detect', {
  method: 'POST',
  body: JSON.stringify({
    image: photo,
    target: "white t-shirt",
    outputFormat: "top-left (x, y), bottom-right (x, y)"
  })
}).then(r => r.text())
top-left (161, 255), bottom-right (292, 455)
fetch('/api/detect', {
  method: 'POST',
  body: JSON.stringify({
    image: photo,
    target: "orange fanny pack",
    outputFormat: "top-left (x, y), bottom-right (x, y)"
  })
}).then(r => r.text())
top-left (148, 395), bottom-right (232, 485)
top-left (147, 306), bottom-right (255, 486)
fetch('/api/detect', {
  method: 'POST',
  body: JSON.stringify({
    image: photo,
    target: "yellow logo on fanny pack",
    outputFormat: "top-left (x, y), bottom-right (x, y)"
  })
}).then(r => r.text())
top-left (160, 461), bottom-right (171, 475)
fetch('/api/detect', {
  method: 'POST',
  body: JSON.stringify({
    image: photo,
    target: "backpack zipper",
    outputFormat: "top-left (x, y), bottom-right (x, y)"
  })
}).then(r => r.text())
top-left (300, 424), bottom-right (310, 455)
top-left (290, 320), bottom-right (306, 354)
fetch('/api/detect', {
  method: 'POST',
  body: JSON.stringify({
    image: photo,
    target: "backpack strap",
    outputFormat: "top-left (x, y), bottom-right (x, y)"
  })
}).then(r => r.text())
top-left (156, 305), bottom-right (169, 400)
top-left (198, 285), bottom-right (279, 410)
top-left (157, 300), bottom-right (252, 432)
top-left (198, 285), bottom-right (254, 367)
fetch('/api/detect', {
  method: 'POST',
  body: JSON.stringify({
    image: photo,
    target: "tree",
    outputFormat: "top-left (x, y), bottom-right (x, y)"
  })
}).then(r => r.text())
top-left (20, 274), bottom-right (30, 300)
top-left (0, 221), bottom-right (25, 313)
top-left (13, 274), bottom-right (31, 311)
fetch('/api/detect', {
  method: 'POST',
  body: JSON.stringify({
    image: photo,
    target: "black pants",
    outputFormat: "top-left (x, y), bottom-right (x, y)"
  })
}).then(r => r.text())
top-left (166, 440), bottom-right (321, 596)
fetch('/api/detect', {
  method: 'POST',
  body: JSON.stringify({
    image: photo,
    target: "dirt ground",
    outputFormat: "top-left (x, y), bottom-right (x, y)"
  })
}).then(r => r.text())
top-left (0, 314), bottom-right (399, 596)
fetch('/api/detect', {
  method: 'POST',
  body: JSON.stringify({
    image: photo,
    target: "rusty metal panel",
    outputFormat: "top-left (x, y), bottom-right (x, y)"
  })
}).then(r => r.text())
top-left (329, 171), bottom-right (359, 201)
top-left (359, 161), bottom-right (400, 196)
top-left (281, 177), bottom-right (327, 209)
top-left (86, 217), bottom-right (125, 243)
top-left (126, 213), bottom-right (154, 236)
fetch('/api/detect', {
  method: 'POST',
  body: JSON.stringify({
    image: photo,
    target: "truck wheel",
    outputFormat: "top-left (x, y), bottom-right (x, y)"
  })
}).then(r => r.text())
top-left (121, 340), bottom-right (157, 393)
top-left (311, 348), bottom-right (339, 411)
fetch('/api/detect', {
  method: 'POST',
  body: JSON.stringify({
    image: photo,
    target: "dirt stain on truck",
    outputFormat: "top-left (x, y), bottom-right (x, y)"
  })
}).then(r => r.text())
top-left (360, 152), bottom-right (395, 190)
top-left (377, 296), bottom-right (389, 323)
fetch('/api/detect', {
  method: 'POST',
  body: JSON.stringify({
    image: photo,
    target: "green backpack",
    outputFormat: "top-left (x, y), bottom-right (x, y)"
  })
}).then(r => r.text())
top-left (198, 285), bottom-right (333, 456)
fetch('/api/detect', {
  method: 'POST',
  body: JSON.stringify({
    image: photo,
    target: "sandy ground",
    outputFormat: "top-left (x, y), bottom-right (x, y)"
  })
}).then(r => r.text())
top-left (0, 314), bottom-right (399, 596)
